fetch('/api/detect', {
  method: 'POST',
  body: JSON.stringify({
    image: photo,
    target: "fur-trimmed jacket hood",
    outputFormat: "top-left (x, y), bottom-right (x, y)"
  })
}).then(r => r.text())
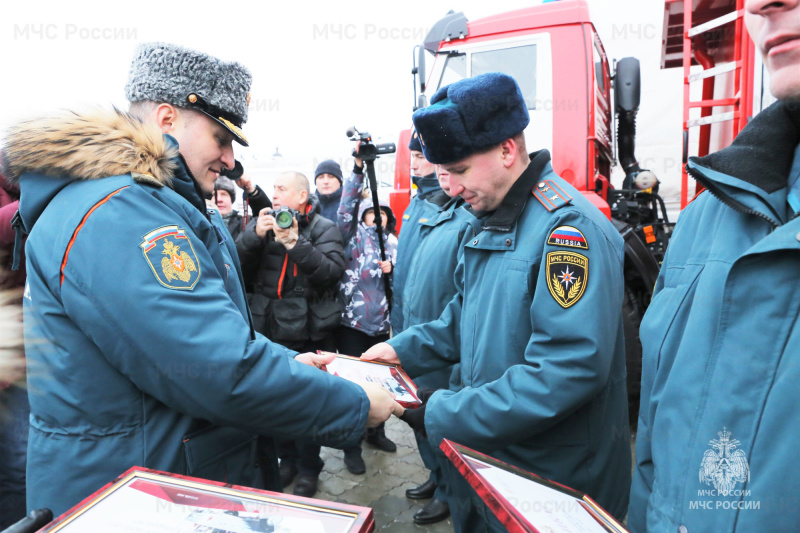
top-left (2, 109), bottom-right (181, 234)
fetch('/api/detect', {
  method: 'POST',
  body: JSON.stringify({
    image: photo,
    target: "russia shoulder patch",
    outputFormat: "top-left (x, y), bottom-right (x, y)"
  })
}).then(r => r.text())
top-left (546, 251), bottom-right (588, 309)
top-left (547, 225), bottom-right (589, 250)
top-left (140, 225), bottom-right (201, 290)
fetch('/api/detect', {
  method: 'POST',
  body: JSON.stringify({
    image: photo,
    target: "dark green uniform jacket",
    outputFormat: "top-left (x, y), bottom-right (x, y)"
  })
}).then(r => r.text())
top-left (6, 111), bottom-right (369, 516)
top-left (391, 174), bottom-right (441, 334)
top-left (630, 101), bottom-right (800, 532)
top-left (389, 151), bottom-right (631, 518)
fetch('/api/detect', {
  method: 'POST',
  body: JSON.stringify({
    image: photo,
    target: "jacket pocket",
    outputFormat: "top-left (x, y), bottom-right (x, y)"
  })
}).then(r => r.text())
top-left (308, 296), bottom-right (343, 339)
top-left (640, 264), bottom-right (703, 368)
top-left (182, 425), bottom-right (262, 488)
top-left (269, 297), bottom-right (308, 342)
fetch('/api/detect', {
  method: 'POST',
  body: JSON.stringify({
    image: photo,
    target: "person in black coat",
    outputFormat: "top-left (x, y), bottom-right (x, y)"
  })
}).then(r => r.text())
top-left (235, 171), bottom-right (345, 498)
top-left (312, 159), bottom-right (343, 223)
top-left (215, 160), bottom-right (271, 242)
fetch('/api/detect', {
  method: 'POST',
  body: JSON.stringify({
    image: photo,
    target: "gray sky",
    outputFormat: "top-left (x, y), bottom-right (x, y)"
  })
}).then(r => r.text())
top-left (1, 0), bottom-right (683, 203)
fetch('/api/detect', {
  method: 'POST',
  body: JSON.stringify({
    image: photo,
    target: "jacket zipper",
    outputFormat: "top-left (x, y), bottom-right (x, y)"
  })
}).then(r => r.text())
top-left (687, 164), bottom-right (779, 229)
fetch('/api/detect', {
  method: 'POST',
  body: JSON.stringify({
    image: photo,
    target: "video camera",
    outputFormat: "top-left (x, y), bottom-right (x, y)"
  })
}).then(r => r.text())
top-left (346, 127), bottom-right (396, 162)
top-left (265, 206), bottom-right (301, 229)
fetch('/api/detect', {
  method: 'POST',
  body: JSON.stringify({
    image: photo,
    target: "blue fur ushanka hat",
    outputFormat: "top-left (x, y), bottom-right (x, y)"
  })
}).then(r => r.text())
top-left (408, 129), bottom-right (423, 152)
top-left (125, 42), bottom-right (252, 146)
top-left (412, 72), bottom-right (530, 164)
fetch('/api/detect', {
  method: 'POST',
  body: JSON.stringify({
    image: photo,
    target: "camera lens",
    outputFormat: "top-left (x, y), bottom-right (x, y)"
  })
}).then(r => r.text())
top-left (275, 210), bottom-right (293, 229)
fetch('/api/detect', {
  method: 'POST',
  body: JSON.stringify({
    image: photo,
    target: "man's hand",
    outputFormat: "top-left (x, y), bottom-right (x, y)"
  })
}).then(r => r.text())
top-left (354, 141), bottom-right (363, 171)
top-left (235, 176), bottom-right (256, 194)
top-left (359, 382), bottom-right (404, 428)
top-left (397, 388), bottom-right (437, 437)
top-left (255, 208), bottom-right (274, 238)
top-left (361, 342), bottom-right (400, 365)
top-left (379, 260), bottom-right (392, 274)
top-left (274, 217), bottom-right (299, 250)
top-left (295, 351), bottom-right (335, 369)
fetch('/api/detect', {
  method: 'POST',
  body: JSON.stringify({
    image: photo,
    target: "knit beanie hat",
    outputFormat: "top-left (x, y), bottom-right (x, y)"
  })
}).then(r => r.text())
top-left (314, 160), bottom-right (343, 185)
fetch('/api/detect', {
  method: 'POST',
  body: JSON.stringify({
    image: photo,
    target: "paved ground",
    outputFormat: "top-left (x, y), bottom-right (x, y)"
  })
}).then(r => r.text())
top-left (285, 416), bottom-right (454, 532)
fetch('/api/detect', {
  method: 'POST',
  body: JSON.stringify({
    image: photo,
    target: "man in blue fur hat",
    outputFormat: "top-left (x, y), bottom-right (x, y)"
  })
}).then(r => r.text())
top-left (390, 131), bottom-right (442, 336)
top-left (3, 42), bottom-right (399, 517)
top-left (364, 72), bottom-right (631, 532)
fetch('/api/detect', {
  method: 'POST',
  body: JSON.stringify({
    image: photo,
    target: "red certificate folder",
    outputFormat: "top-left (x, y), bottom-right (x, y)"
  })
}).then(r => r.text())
top-left (318, 351), bottom-right (422, 408)
top-left (441, 439), bottom-right (628, 533)
top-left (38, 467), bottom-right (374, 532)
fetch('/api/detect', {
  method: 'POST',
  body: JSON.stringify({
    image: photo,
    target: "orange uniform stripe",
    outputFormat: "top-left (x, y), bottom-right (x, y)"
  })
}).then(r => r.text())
top-left (60, 186), bottom-right (129, 286)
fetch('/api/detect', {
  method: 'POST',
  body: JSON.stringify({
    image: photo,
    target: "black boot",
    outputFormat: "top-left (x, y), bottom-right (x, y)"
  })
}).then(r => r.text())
top-left (279, 460), bottom-right (298, 488)
top-left (344, 448), bottom-right (366, 475)
top-left (293, 472), bottom-right (320, 498)
top-left (406, 477), bottom-right (437, 499)
top-left (413, 497), bottom-right (450, 525)
top-left (365, 422), bottom-right (397, 452)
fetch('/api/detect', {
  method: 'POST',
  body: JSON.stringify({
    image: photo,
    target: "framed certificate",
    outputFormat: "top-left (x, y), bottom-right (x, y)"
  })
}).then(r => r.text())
top-left (318, 351), bottom-right (422, 408)
top-left (39, 467), bottom-right (374, 533)
top-left (441, 440), bottom-right (628, 533)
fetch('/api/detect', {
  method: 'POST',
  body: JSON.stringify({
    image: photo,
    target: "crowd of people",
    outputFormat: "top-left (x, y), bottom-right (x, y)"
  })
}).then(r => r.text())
top-left (1, 1), bottom-right (799, 531)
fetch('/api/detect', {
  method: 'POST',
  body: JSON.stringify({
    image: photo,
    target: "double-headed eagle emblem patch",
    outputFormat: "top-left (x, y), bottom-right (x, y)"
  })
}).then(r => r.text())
top-left (546, 251), bottom-right (587, 308)
top-left (141, 226), bottom-right (201, 290)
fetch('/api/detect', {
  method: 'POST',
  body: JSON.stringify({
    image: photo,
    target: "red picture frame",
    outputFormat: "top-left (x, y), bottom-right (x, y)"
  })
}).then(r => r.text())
top-left (441, 439), bottom-right (628, 533)
top-left (39, 466), bottom-right (374, 533)
top-left (318, 351), bottom-right (422, 408)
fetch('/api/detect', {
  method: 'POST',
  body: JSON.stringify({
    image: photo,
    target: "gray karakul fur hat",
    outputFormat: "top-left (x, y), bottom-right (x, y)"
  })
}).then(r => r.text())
top-left (125, 42), bottom-right (253, 146)
top-left (214, 176), bottom-right (236, 200)
top-left (412, 72), bottom-right (530, 164)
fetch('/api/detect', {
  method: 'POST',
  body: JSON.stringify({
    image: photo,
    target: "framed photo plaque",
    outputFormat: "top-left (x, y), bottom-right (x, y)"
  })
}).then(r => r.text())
top-left (39, 467), bottom-right (374, 533)
top-left (441, 439), bottom-right (628, 533)
top-left (318, 351), bottom-right (422, 408)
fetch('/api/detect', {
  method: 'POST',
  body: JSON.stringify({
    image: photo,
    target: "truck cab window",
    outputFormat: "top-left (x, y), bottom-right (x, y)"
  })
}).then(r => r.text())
top-left (439, 53), bottom-right (466, 88)
top-left (472, 45), bottom-right (537, 109)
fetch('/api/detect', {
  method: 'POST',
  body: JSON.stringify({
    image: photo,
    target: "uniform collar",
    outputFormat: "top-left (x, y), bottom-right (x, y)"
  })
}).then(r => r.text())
top-left (412, 173), bottom-right (441, 198)
top-left (427, 189), bottom-right (451, 208)
top-left (479, 150), bottom-right (551, 232)
top-left (164, 135), bottom-right (210, 215)
top-left (688, 102), bottom-right (800, 226)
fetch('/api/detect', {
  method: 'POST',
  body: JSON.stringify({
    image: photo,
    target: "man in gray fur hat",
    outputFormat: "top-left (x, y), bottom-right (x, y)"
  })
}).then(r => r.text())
top-left (5, 42), bottom-right (399, 516)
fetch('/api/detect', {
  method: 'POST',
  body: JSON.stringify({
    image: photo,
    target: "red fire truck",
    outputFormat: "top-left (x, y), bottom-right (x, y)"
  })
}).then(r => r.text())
top-left (391, 0), bottom-right (762, 423)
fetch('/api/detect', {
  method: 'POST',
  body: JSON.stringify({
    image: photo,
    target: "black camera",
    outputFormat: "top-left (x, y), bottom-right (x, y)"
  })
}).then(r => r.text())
top-left (266, 207), bottom-right (301, 229)
top-left (346, 127), bottom-right (396, 162)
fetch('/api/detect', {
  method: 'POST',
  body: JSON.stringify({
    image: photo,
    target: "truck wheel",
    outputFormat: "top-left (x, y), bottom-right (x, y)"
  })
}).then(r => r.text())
top-left (623, 286), bottom-right (643, 430)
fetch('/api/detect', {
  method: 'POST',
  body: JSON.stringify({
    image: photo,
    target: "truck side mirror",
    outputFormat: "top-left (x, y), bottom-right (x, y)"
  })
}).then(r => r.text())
top-left (418, 46), bottom-right (427, 94)
top-left (614, 57), bottom-right (640, 113)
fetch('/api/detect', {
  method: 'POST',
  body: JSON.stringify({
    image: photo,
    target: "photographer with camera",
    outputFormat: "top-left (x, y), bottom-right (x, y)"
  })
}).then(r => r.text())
top-left (235, 170), bottom-right (345, 498)
top-left (215, 160), bottom-right (272, 242)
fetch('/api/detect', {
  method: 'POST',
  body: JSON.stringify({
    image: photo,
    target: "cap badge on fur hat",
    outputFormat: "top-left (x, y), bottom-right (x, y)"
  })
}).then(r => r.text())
top-left (125, 42), bottom-right (252, 146)
top-left (411, 72), bottom-right (530, 164)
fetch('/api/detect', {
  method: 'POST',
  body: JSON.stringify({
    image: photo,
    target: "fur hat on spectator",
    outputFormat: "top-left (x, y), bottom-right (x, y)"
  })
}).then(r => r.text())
top-left (214, 176), bottom-right (236, 201)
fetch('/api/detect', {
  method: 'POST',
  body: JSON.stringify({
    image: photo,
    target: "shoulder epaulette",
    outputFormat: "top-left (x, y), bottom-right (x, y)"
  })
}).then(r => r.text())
top-left (532, 180), bottom-right (572, 212)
